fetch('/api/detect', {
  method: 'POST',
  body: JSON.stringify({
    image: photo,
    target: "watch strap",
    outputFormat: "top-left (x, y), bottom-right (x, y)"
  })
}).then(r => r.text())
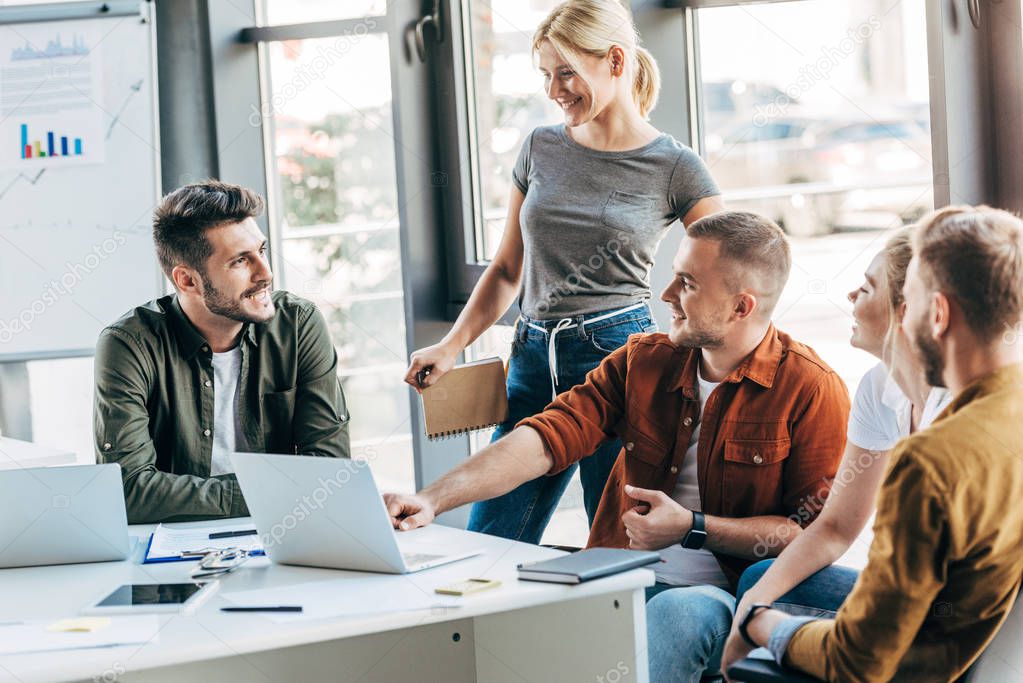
top-left (739, 602), bottom-right (774, 647)
top-left (680, 510), bottom-right (707, 549)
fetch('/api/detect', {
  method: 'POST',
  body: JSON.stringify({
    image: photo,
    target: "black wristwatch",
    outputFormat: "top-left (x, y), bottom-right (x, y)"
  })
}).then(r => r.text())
top-left (680, 510), bottom-right (707, 549)
top-left (739, 603), bottom-right (774, 647)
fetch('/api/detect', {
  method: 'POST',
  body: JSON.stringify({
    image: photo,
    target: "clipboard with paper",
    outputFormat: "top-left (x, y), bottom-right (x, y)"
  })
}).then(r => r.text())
top-left (142, 523), bottom-right (265, 564)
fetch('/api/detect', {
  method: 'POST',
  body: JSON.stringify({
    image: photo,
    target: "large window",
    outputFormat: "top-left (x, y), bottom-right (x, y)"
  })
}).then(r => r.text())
top-left (693, 0), bottom-right (932, 569)
top-left (263, 1), bottom-right (386, 27)
top-left (465, 0), bottom-right (562, 263)
top-left (259, 15), bottom-right (415, 493)
top-left (696, 0), bottom-right (932, 394)
top-left (462, 0), bottom-right (590, 546)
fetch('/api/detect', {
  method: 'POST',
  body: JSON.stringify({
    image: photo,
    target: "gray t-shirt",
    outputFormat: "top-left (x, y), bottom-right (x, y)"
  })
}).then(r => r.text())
top-left (513, 124), bottom-right (719, 319)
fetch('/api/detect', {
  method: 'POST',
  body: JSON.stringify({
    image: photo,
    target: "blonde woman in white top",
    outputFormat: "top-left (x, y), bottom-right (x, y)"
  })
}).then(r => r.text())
top-left (716, 226), bottom-right (952, 674)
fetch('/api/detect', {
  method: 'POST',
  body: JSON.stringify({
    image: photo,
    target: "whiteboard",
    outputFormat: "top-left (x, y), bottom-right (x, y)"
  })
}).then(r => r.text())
top-left (0, 7), bottom-right (163, 361)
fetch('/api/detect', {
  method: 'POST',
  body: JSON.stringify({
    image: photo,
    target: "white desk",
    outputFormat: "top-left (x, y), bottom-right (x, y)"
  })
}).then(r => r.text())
top-left (0, 436), bottom-right (76, 471)
top-left (0, 520), bottom-right (654, 683)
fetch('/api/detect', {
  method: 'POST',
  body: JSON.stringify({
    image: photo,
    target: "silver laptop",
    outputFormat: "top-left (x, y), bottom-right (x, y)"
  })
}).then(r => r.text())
top-left (230, 452), bottom-right (480, 573)
top-left (0, 463), bottom-right (130, 568)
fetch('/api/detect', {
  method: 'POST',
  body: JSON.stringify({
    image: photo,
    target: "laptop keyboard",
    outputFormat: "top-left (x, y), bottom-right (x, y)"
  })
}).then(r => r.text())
top-left (403, 552), bottom-right (444, 567)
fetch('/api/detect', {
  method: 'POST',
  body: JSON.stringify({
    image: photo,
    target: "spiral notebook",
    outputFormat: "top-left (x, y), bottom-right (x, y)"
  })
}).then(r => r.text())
top-left (421, 357), bottom-right (508, 439)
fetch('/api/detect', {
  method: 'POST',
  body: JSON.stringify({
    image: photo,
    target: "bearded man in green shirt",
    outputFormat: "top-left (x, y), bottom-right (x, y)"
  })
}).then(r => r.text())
top-left (95, 180), bottom-right (350, 523)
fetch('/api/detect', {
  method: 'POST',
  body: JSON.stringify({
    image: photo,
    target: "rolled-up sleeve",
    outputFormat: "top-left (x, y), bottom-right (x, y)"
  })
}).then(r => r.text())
top-left (768, 616), bottom-right (816, 665)
top-left (516, 341), bottom-right (630, 475)
top-left (782, 447), bottom-right (948, 681)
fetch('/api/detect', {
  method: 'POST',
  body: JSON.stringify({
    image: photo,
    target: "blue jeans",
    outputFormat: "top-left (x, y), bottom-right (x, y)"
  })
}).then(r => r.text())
top-left (645, 562), bottom-right (861, 682)
top-left (736, 559), bottom-right (860, 618)
top-left (466, 304), bottom-right (657, 544)
top-left (647, 585), bottom-right (736, 683)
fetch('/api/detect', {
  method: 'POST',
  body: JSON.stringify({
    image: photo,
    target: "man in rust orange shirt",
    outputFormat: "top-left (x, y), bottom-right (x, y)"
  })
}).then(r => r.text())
top-left (385, 210), bottom-right (849, 679)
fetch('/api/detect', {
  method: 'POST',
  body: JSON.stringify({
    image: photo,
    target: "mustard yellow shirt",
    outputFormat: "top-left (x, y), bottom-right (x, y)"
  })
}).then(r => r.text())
top-left (784, 363), bottom-right (1023, 681)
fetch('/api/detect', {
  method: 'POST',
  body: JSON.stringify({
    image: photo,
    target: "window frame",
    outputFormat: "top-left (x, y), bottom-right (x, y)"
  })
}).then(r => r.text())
top-left (442, 0), bottom-right (1006, 295)
top-left (227, 3), bottom-right (475, 521)
top-left (202, 0), bottom-right (1012, 529)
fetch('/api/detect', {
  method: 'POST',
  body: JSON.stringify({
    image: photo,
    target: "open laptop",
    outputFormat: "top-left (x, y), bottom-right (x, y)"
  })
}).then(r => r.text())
top-left (230, 452), bottom-right (480, 573)
top-left (0, 463), bottom-right (131, 568)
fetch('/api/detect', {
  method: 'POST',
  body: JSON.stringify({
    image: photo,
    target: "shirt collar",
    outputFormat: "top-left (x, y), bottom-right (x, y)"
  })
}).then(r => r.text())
top-left (880, 369), bottom-right (912, 434)
top-left (669, 325), bottom-right (783, 396)
top-left (880, 369), bottom-right (910, 413)
top-left (940, 362), bottom-right (1023, 420)
top-left (166, 294), bottom-right (257, 360)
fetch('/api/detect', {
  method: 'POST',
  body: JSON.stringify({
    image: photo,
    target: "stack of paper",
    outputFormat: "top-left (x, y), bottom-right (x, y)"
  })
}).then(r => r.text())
top-left (0, 615), bottom-right (160, 655)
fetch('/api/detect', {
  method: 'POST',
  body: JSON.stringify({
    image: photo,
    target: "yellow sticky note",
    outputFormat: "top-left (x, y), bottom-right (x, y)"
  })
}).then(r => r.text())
top-left (47, 617), bottom-right (111, 633)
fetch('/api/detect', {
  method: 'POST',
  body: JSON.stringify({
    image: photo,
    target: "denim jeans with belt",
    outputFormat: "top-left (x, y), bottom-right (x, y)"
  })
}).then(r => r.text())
top-left (466, 303), bottom-right (657, 544)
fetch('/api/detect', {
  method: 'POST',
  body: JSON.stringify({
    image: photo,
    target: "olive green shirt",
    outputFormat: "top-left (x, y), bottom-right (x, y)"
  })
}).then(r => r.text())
top-left (783, 363), bottom-right (1023, 681)
top-left (94, 290), bottom-right (350, 523)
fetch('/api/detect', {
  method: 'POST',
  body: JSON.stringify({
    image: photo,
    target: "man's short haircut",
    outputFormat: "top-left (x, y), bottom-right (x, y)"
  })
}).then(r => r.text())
top-left (686, 210), bottom-right (791, 318)
top-left (913, 205), bottom-right (1023, 342)
top-left (152, 180), bottom-right (265, 281)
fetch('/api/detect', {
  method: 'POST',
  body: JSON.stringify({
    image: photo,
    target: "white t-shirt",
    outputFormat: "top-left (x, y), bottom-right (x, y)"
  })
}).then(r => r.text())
top-left (655, 366), bottom-right (731, 588)
top-left (847, 361), bottom-right (952, 451)
top-left (209, 346), bottom-right (248, 476)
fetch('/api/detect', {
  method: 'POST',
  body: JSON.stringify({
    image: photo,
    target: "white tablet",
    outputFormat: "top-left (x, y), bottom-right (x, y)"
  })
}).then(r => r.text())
top-left (82, 581), bottom-right (219, 615)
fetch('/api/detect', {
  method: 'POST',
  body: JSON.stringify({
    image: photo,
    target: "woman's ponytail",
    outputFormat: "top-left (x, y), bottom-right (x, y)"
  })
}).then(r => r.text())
top-left (632, 45), bottom-right (660, 119)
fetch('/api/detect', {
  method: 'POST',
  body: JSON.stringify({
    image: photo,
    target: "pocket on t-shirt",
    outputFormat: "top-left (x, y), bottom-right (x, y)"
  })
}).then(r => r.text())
top-left (599, 191), bottom-right (661, 233)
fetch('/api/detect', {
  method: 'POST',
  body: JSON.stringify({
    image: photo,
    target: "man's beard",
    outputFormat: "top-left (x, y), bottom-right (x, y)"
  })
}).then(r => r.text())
top-left (912, 315), bottom-right (947, 388)
top-left (672, 326), bottom-right (725, 349)
top-left (200, 274), bottom-right (274, 324)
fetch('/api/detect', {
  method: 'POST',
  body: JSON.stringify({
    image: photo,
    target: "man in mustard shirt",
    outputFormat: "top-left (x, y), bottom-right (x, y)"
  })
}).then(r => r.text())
top-left (738, 205), bottom-right (1023, 681)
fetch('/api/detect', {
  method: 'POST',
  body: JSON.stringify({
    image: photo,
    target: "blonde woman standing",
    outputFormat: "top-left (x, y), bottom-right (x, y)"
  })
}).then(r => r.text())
top-left (404, 0), bottom-right (724, 543)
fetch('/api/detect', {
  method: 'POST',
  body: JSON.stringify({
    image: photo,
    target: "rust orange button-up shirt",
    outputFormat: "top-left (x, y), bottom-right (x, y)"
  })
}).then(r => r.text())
top-left (518, 326), bottom-right (849, 587)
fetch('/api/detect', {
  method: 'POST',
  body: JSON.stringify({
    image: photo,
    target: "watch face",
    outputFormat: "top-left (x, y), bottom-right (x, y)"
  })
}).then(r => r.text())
top-left (683, 530), bottom-right (708, 549)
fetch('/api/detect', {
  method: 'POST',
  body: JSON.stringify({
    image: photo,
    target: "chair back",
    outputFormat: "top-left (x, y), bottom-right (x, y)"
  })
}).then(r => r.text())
top-left (960, 595), bottom-right (1022, 681)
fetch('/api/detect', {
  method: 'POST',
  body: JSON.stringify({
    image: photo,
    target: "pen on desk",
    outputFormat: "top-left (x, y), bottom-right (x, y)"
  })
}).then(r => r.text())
top-left (220, 606), bottom-right (303, 613)
top-left (209, 529), bottom-right (258, 540)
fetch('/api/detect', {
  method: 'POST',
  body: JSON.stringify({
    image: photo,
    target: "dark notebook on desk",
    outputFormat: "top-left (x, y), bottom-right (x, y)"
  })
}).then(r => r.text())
top-left (517, 548), bottom-right (660, 584)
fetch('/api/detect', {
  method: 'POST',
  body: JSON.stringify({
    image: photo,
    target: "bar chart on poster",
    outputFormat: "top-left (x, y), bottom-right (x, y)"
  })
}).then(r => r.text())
top-left (0, 4), bottom-right (164, 361)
